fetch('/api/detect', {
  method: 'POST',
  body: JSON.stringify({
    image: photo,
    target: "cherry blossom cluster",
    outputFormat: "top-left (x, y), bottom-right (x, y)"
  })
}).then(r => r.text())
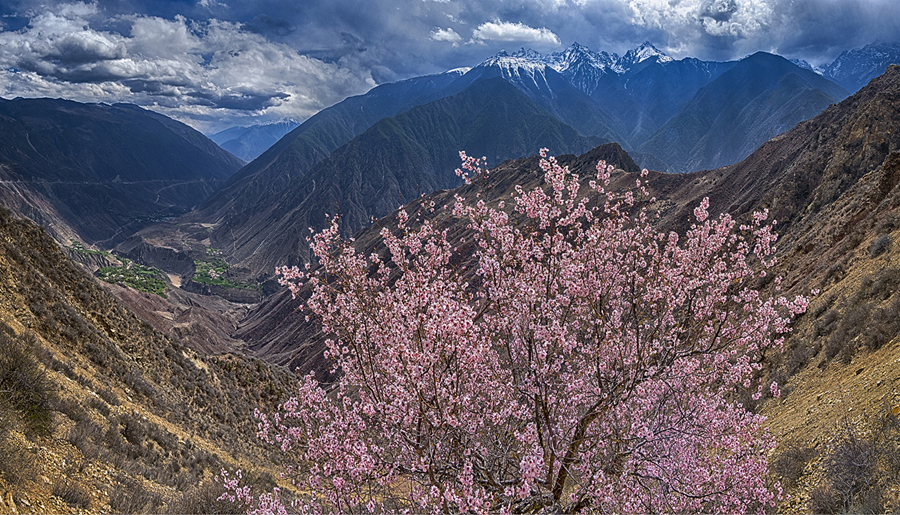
top-left (234, 150), bottom-right (808, 514)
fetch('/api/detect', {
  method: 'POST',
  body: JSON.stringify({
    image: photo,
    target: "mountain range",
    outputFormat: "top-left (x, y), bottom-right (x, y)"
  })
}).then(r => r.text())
top-left (822, 41), bottom-right (900, 92)
top-left (114, 42), bottom-right (847, 282)
top-left (2, 40), bottom-right (895, 283)
top-left (228, 70), bottom-right (900, 507)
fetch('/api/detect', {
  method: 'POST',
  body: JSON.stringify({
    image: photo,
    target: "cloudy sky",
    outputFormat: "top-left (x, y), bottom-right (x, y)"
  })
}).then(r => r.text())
top-left (1, 0), bottom-right (897, 133)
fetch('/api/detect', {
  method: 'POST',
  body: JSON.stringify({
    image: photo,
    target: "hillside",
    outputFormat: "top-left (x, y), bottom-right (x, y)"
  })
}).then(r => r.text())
top-left (190, 69), bottom-right (467, 229)
top-left (112, 45), bottom-right (853, 300)
top-left (0, 98), bottom-right (243, 246)
top-left (0, 207), bottom-right (295, 512)
top-left (210, 77), bottom-right (603, 279)
top-left (125, 76), bottom-right (604, 281)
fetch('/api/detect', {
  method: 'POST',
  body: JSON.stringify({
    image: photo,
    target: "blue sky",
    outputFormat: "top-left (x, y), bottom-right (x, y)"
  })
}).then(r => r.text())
top-left (1, 0), bottom-right (897, 132)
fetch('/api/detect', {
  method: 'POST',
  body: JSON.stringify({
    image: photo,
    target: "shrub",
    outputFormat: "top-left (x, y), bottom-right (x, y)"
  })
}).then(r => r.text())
top-left (0, 430), bottom-right (36, 485)
top-left (168, 479), bottom-right (249, 514)
top-left (53, 480), bottom-right (92, 509)
top-left (109, 478), bottom-right (164, 514)
top-left (869, 234), bottom-right (891, 257)
top-left (810, 424), bottom-right (897, 515)
top-left (0, 330), bottom-right (54, 435)
top-left (98, 386), bottom-right (121, 406)
top-left (771, 440), bottom-right (816, 489)
top-left (67, 418), bottom-right (102, 460)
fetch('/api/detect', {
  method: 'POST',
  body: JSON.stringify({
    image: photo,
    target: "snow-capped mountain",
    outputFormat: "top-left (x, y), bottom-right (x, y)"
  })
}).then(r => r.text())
top-left (615, 41), bottom-right (674, 73)
top-left (544, 42), bottom-right (618, 72)
top-left (823, 42), bottom-right (900, 92)
top-left (480, 41), bottom-right (674, 82)
top-left (469, 42), bottom-right (676, 101)
top-left (542, 42), bottom-right (618, 96)
top-left (471, 50), bottom-right (561, 98)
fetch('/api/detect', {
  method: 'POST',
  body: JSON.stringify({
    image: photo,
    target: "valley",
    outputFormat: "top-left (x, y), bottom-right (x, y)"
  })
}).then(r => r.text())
top-left (1, 37), bottom-right (900, 513)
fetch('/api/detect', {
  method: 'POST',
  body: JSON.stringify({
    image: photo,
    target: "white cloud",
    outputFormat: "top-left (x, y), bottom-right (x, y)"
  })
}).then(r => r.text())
top-left (625, 0), bottom-right (774, 38)
top-left (430, 27), bottom-right (462, 45)
top-left (0, 2), bottom-right (375, 131)
top-left (471, 20), bottom-right (561, 45)
top-left (199, 0), bottom-right (228, 9)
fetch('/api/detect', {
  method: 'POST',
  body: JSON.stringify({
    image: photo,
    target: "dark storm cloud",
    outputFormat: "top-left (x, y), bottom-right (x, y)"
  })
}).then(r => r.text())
top-left (1, 0), bottom-right (898, 131)
top-left (189, 90), bottom-right (290, 111)
top-left (242, 14), bottom-right (294, 37)
top-left (701, 0), bottom-right (738, 22)
top-left (768, 0), bottom-right (900, 64)
top-left (0, 2), bottom-right (376, 131)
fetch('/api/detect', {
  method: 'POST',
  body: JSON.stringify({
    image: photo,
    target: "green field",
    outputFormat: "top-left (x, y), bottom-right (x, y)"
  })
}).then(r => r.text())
top-left (97, 258), bottom-right (167, 297)
top-left (192, 257), bottom-right (257, 290)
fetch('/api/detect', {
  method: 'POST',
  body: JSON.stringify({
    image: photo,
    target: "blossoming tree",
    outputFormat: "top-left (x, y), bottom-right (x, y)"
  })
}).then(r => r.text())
top-left (226, 151), bottom-right (808, 514)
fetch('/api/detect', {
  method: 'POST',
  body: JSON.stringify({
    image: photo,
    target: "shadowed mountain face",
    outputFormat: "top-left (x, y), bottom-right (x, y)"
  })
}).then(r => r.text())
top-left (637, 52), bottom-right (849, 173)
top-left (191, 69), bottom-right (468, 228)
top-left (0, 98), bottom-right (243, 246)
top-left (202, 77), bottom-right (604, 278)
top-left (184, 46), bottom-right (845, 257)
top-left (234, 143), bottom-right (641, 374)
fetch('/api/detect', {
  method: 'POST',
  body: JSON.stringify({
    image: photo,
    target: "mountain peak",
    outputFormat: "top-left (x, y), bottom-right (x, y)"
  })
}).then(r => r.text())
top-left (546, 43), bottom-right (617, 74)
top-left (618, 41), bottom-right (672, 71)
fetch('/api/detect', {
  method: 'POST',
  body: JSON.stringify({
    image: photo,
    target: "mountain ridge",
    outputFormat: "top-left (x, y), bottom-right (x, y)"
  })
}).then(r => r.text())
top-left (0, 98), bottom-right (243, 246)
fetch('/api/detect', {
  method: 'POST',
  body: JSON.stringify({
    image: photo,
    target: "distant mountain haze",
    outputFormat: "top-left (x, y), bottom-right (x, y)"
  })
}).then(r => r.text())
top-left (636, 52), bottom-right (849, 173)
top-left (823, 42), bottom-right (900, 93)
top-left (189, 68), bottom-right (469, 227)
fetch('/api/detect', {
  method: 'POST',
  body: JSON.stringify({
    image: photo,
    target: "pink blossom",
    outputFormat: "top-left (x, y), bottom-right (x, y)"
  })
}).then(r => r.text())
top-left (241, 150), bottom-right (809, 514)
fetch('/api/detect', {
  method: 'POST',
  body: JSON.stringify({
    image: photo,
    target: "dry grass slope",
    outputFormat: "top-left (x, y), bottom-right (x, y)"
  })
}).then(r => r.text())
top-left (0, 207), bottom-right (299, 513)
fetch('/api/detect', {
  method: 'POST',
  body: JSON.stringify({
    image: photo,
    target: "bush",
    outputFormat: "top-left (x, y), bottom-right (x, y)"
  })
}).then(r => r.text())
top-left (109, 478), bottom-right (164, 514)
top-left (98, 386), bottom-right (121, 406)
top-left (771, 440), bottom-right (816, 488)
top-left (167, 479), bottom-right (248, 514)
top-left (869, 234), bottom-right (891, 257)
top-left (67, 418), bottom-right (103, 460)
top-left (0, 431), bottom-right (36, 485)
top-left (810, 426), bottom-right (894, 514)
top-left (0, 330), bottom-right (55, 435)
top-left (53, 480), bottom-right (92, 509)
